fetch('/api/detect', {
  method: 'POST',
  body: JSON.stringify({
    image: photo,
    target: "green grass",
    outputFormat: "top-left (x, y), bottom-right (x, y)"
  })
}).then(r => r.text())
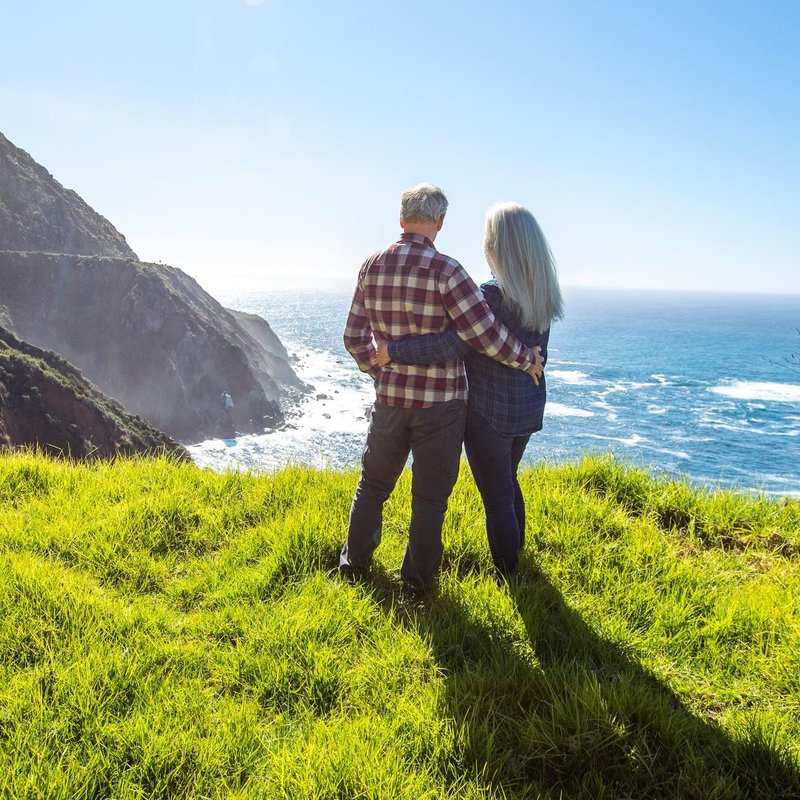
top-left (0, 451), bottom-right (798, 799)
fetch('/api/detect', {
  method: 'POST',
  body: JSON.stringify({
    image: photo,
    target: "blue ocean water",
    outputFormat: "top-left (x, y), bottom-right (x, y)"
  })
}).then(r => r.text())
top-left (189, 288), bottom-right (800, 497)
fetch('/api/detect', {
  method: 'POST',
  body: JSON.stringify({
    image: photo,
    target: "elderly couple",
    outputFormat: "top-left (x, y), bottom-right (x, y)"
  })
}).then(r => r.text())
top-left (339, 183), bottom-right (563, 592)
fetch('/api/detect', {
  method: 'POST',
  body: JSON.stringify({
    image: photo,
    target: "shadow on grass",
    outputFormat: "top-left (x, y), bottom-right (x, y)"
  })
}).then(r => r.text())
top-left (355, 562), bottom-right (800, 800)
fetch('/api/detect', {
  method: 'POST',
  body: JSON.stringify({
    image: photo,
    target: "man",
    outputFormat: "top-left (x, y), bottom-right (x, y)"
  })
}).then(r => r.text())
top-left (340, 183), bottom-right (542, 592)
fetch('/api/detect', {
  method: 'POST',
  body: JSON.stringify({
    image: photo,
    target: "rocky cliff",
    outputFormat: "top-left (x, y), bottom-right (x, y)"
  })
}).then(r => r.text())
top-left (0, 325), bottom-right (187, 459)
top-left (0, 252), bottom-right (305, 442)
top-left (0, 132), bottom-right (136, 258)
top-left (0, 131), bottom-right (305, 443)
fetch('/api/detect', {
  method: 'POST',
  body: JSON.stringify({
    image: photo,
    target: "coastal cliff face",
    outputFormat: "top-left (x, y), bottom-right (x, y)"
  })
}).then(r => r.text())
top-left (0, 131), bottom-right (306, 443)
top-left (0, 252), bottom-right (305, 442)
top-left (0, 326), bottom-right (187, 459)
top-left (0, 132), bottom-right (136, 258)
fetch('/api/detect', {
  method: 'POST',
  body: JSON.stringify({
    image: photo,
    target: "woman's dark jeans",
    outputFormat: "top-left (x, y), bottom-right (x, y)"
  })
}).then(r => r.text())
top-left (463, 408), bottom-right (531, 578)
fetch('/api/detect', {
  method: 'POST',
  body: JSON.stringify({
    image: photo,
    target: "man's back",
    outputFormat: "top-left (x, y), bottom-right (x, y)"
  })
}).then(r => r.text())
top-left (345, 232), bottom-right (467, 408)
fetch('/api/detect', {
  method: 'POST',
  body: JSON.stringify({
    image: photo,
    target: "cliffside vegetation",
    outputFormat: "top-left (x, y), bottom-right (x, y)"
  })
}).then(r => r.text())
top-left (0, 327), bottom-right (186, 459)
top-left (1, 454), bottom-right (798, 798)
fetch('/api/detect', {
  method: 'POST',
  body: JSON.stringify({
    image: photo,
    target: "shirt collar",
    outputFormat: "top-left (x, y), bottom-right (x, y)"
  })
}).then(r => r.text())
top-left (399, 232), bottom-right (435, 248)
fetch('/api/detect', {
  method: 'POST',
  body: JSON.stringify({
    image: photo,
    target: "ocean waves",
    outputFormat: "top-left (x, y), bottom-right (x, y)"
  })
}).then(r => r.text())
top-left (710, 380), bottom-right (800, 403)
top-left (541, 360), bottom-right (800, 494)
top-left (189, 288), bottom-right (800, 497)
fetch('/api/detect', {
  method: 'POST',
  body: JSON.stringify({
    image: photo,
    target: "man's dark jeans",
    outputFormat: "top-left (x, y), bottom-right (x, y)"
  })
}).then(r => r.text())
top-left (340, 399), bottom-right (467, 590)
top-left (463, 408), bottom-right (531, 578)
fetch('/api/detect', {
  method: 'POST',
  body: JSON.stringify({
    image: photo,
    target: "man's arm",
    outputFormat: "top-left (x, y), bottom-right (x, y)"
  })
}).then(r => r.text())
top-left (441, 268), bottom-right (541, 373)
top-left (343, 278), bottom-right (378, 377)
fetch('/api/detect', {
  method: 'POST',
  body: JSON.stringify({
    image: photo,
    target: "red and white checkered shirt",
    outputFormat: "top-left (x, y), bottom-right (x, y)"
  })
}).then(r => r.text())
top-left (343, 232), bottom-right (537, 408)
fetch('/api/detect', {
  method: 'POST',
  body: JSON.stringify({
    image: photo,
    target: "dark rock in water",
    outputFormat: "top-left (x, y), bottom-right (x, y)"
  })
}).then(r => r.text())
top-left (0, 132), bottom-right (136, 258)
top-left (0, 130), bottom-right (308, 443)
top-left (0, 325), bottom-right (187, 460)
top-left (0, 251), bottom-right (306, 442)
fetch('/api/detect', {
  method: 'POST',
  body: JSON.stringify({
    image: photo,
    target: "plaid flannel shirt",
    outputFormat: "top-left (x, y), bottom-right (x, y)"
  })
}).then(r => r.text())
top-left (388, 280), bottom-right (550, 435)
top-left (343, 233), bottom-right (537, 408)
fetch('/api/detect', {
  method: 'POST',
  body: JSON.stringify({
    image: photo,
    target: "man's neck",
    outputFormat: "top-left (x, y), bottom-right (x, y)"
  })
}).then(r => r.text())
top-left (400, 219), bottom-right (441, 242)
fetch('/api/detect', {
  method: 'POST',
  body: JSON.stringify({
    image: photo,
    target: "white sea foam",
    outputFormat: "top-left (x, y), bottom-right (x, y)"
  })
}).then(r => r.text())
top-left (548, 369), bottom-right (593, 385)
top-left (654, 447), bottom-right (690, 460)
top-left (710, 381), bottom-right (800, 403)
top-left (600, 380), bottom-right (657, 397)
top-left (547, 403), bottom-right (594, 418)
top-left (189, 342), bottom-right (375, 472)
top-left (617, 380), bottom-right (657, 391)
top-left (647, 405), bottom-right (668, 414)
top-left (698, 417), bottom-right (750, 434)
top-left (284, 345), bottom-right (375, 435)
top-left (550, 359), bottom-right (600, 367)
top-left (672, 433), bottom-right (715, 443)
top-left (590, 400), bottom-right (618, 421)
top-left (581, 432), bottom-right (647, 447)
top-left (651, 374), bottom-right (676, 385)
top-left (621, 433), bottom-right (647, 446)
top-left (762, 489), bottom-right (800, 498)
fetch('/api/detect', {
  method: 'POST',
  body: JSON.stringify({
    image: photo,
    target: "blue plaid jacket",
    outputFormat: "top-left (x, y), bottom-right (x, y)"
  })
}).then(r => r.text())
top-left (388, 280), bottom-right (550, 436)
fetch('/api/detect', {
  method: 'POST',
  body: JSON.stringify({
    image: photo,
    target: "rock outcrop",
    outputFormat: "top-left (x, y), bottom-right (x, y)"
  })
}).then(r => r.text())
top-left (0, 131), bottom-right (305, 443)
top-left (0, 252), bottom-right (305, 442)
top-left (0, 132), bottom-right (136, 258)
top-left (0, 325), bottom-right (187, 460)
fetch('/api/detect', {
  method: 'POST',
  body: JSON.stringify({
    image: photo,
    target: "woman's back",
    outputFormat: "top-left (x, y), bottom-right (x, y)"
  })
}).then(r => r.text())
top-left (465, 280), bottom-right (550, 436)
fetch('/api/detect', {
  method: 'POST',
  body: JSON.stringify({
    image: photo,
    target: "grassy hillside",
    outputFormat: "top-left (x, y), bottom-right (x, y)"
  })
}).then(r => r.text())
top-left (0, 452), bottom-right (798, 799)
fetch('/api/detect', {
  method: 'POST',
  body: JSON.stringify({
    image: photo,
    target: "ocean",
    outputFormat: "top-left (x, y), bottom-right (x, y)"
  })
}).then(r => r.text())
top-left (189, 288), bottom-right (800, 498)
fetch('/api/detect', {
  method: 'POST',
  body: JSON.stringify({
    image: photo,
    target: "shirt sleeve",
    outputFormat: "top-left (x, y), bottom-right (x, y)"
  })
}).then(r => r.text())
top-left (343, 274), bottom-right (378, 376)
top-left (441, 268), bottom-right (535, 370)
top-left (387, 326), bottom-right (470, 365)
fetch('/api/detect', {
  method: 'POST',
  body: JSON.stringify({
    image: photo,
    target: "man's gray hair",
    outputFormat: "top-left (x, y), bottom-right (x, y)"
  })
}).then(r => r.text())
top-left (400, 183), bottom-right (449, 223)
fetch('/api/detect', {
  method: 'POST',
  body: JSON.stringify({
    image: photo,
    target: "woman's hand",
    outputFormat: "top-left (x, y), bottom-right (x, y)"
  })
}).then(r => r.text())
top-left (525, 346), bottom-right (543, 386)
top-left (371, 337), bottom-right (392, 368)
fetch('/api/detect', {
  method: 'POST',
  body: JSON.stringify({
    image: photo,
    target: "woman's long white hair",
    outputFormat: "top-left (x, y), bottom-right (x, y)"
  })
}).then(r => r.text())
top-left (484, 201), bottom-right (563, 332)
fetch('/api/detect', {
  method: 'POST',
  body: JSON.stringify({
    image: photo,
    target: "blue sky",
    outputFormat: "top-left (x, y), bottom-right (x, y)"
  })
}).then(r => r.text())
top-left (2, 0), bottom-right (798, 294)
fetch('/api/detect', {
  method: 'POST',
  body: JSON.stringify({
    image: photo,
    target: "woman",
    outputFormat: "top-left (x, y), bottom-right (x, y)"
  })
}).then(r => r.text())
top-left (376, 202), bottom-right (563, 580)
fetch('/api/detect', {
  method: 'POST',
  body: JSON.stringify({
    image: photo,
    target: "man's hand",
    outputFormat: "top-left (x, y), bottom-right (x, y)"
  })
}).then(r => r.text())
top-left (371, 337), bottom-right (392, 368)
top-left (525, 346), bottom-right (544, 386)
